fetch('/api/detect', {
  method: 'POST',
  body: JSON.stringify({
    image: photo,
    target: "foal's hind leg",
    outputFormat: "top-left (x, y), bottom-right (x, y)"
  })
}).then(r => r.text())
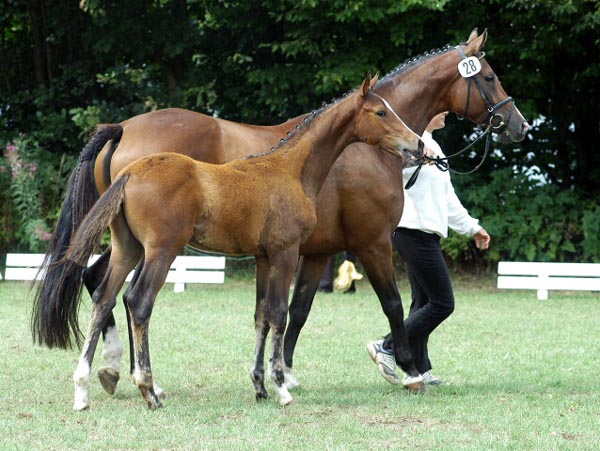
top-left (121, 260), bottom-right (166, 399)
top-left (83, 247), bottom-right (124, 396)
top-left (124, 251), bottom-right (176, 409)
top-left (283, 254), bottom-right (330, 389)
top-left (354, 241), bottom-right (424, 392)
top-left (73, 253), bottom-right (140, 410)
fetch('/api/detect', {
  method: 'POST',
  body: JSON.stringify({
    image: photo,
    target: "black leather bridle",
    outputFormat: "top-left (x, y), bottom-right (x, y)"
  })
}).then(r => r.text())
top-left (404, 46), bottom-right (516, 190)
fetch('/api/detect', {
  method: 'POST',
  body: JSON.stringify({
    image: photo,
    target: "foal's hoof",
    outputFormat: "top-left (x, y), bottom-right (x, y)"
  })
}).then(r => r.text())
top-left (141, 389), bottom-right (163, 410)
top-left (255, 390), bottom-right (269, 402)
top-left (73, 400), bottom-right (90, 411)
top-left (97, 367), bottom-right (120, 395)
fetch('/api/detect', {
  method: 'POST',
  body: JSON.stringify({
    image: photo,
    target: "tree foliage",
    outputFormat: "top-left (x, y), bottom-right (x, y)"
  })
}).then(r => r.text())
top-left (1, 0), bottom-right (598, 263)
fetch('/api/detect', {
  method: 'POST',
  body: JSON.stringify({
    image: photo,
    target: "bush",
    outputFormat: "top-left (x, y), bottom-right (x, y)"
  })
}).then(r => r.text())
top-left (448, 166), bottom-right (596, 265)
top-left (0, 135), bottom-right (76, 253)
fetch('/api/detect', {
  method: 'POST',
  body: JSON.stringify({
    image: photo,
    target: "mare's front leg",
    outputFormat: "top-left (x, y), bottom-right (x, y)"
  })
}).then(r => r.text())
top-left (83, 247), bottom-right (124, 396)
top-left (266, 247), bottom-right (299, 406)
top-left (283, 254), bottom-right (330, 389)
top-left (355, 240), bottom-right (425, 393)
top-left (250, 256), bottom-right (270, 401)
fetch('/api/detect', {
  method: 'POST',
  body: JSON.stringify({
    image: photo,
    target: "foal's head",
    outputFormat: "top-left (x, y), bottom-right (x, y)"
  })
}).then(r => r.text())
top-left (355, 74), bottom-right (424, 165)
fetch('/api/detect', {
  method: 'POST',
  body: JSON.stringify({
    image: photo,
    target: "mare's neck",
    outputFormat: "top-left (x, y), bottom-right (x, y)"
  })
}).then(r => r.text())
top-left (377, 51), bottom-right (459, 135)
top-left (274, 94), bottom-right (361, 202)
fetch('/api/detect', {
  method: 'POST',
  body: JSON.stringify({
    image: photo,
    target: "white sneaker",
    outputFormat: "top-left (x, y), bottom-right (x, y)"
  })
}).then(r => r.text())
top-left (422, 370), bottom-right (446, 386)
top-left (366, 340), bottom-right (400, 384)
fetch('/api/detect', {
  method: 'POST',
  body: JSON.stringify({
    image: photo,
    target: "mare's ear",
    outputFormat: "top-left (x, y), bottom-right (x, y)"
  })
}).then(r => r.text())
top-left (361, 72), bottom-right (379, 97)
top-left (369, 72), bottom-right (379, 89)
top-left (464, 28), bottom-right (488, 56)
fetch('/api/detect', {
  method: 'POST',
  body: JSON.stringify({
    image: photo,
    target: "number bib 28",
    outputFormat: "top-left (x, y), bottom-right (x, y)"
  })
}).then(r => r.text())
top-left (458, 56), bottom-right (482, 78)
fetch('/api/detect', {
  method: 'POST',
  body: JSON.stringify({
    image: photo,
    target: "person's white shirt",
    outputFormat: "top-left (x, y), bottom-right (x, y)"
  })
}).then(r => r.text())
top-left (399, 131), bottom-right (481, 238)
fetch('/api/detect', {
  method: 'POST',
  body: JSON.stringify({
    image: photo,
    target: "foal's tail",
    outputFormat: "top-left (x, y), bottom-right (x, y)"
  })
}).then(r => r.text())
top-left (31, 124), bottom-right (123, 349)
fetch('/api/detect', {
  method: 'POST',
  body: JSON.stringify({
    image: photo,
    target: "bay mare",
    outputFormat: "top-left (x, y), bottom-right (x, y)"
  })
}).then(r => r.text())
top-left (32, 29), bottom-right (529, 402)
top-left (61, 75), bottom-right (423, 409)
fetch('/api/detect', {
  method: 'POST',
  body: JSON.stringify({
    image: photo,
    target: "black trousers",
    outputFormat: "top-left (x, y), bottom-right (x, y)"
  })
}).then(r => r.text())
top-left (383, 227), bottom-right (455, 374)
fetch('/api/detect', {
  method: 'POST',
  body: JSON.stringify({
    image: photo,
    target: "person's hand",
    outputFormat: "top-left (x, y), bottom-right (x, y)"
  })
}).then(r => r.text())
top-left (423, 146), bottom-right (437, 165)
top-left (474, 228), bottom-right (490, 250)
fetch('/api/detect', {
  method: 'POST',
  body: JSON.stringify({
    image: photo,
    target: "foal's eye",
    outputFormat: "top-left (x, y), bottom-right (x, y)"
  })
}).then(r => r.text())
top-left (376, 110), bottom-right (387, 117)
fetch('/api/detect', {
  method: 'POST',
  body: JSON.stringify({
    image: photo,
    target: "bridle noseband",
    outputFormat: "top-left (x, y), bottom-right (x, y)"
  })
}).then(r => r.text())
top-left (454, 45), bottom-right (514, 129)
top-left (404, 45), bottom-right (516, 190)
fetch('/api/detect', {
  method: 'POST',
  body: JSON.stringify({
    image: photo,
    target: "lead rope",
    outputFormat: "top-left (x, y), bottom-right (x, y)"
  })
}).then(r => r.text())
top-left (404, 122), bottom-right (494, 190)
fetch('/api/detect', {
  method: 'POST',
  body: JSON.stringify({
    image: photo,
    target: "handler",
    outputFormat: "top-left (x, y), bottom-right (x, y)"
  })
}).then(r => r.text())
top-left (367, 111), bottom-right (491, 386)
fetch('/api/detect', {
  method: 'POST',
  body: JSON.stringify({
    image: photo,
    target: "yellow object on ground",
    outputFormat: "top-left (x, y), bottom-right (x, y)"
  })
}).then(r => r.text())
top-left (334, 260), bottom-right (363, 292)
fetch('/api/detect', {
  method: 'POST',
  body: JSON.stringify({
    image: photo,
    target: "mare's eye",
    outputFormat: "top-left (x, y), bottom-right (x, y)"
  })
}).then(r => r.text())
top-left (485, 74), bottom-right (495, 82)
top-left (376, 110), bottom-right (387, 117)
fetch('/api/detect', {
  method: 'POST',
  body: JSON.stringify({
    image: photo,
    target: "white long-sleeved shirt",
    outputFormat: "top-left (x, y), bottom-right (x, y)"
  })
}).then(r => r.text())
top-left (399, 131), bottom-right (481, 238)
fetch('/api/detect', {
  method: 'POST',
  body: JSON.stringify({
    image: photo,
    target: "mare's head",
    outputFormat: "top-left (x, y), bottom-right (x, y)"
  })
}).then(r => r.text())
top-left (355, 73), bottom-right (424, 165)
top-left (451, 28), bottom-right (529, 143)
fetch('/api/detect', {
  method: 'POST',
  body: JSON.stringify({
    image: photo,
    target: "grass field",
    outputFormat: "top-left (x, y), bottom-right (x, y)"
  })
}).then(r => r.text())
top-left (1, 276), bottom-right (598, 450)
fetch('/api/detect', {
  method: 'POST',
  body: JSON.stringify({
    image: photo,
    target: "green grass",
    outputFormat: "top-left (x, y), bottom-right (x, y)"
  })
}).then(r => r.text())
top-left (1, 278), bottom-right (598, 450)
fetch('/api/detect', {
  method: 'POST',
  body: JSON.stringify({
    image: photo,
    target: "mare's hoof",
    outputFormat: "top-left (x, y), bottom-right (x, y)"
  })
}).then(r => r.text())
top-left (154, 384), bottom-right (166, 399)
top-left (97, 367), bottom-right (120, 395)
top-left (284, 370), bottom-right (300, 390)
top-left (278, 392), bottom-right (294, 406)
top-left (404, 381), bottom-right (426, 394)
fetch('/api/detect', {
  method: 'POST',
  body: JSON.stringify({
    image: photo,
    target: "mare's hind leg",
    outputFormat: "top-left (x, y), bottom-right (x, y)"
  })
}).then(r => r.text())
top-left (124, 250), bottom-right (176, 409)
top-left (73, 249), bottom-right (141, 410)
top-left (354, 240), bottom-right (424, 392)
top-left (83, 247), bottom-right (124, 396)
top-left (250, 256), bottom-right (270, 401)
top-left (283, 254), bottom-right (330, 389)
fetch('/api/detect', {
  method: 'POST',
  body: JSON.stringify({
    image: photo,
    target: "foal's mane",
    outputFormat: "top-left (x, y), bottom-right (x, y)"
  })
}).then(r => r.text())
top-left (243, 87), bottom-right (356, 160)
top-left (244, 44), bottom-right (455, 160)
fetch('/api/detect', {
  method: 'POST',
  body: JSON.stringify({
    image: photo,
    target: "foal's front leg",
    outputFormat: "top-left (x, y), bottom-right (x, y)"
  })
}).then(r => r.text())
top-left (250, 256), bottom-right (270, 401)
top-left (266, 248), bottom-right (298, 406)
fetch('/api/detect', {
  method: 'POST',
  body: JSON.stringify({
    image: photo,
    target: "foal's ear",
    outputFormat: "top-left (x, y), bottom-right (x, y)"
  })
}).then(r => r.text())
top-left (361, 72), bottom-right (379, 96)
top-left (464, 28), bottom-right (488, 56)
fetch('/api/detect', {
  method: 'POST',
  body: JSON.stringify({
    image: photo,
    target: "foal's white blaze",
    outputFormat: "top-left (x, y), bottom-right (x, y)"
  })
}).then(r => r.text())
top-left (72, 359), bottom-right (91, 410)
top-left (101, 325), bottom-right (122, 372)
top-left (377, 95), bottom-right (407, 125)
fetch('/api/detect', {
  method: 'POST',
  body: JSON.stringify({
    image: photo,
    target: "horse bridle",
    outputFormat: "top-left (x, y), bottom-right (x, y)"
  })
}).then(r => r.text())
top-left (404, 45), bottom-right (516, 190)
top-left (454, 45), bottom-right (515, 129)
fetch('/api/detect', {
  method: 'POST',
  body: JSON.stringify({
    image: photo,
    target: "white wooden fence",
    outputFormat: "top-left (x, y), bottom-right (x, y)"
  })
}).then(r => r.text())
top-left (497, 261), bottom-right (600, 300)
top-left (1, 253), bottom-right (225, 293)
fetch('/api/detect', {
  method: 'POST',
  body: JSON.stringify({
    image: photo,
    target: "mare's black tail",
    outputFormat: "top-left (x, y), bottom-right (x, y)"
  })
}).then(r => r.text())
top-left (31, 124), bottom-right (123, 349)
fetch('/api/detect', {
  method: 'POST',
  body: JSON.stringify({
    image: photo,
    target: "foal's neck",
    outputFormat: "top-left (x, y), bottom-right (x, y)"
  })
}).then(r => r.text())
top-left (274, 94), bottom-right (361, 202)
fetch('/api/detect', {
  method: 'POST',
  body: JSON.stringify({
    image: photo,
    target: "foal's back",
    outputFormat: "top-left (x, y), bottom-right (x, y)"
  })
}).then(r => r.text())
top-left (120, 153), bottom-right (316, 257)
